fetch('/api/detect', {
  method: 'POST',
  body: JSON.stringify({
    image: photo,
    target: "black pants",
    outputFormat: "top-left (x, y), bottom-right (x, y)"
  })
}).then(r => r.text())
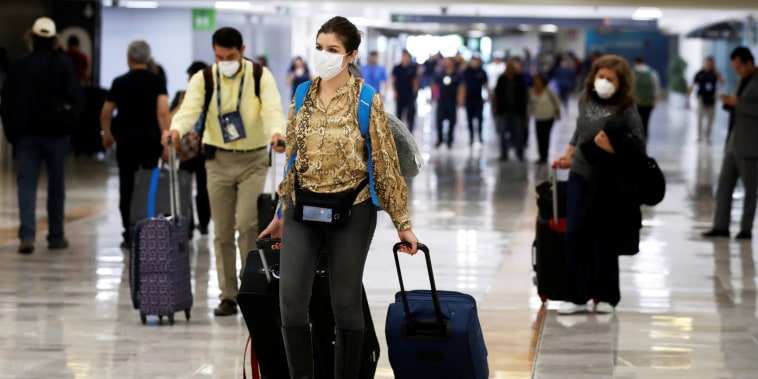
top-left (116, 140), bottom-right (162, 239)
top-left (637, 105), bottom-right (653, 141)
top-left (535, 118), bottom-right (555, 162)
top-left (564, 172), bottom-right (620, 306)
top-left (180, 154), bottom-right (211, 229)
top-left (396, 96), bottom-right (417, 132)
top-left (466, 100), bottom-right (484, 144)
top-left (279, 200), bottom-right (377, 330)
top-left (436, 99), bottom-right (457, 146)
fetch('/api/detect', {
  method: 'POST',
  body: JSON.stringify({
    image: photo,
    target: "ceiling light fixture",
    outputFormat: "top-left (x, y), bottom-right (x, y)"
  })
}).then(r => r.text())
top-left (539, 24), bottom-right (558, 33)
top-left (632, 7), bottom-right (662, 20)
top-left (215, 1), bottom-right (251, 10)
top-left (122, 1), bottom-right (158, 8)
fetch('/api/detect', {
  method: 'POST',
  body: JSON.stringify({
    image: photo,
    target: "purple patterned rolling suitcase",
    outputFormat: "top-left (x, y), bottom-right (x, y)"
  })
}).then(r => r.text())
top-left (129, 141), bottom-right (193, 325)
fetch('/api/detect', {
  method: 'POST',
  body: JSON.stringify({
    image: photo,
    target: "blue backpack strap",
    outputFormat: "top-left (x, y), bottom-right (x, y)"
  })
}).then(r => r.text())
top-left (147, 168), bottom-right (161, 218)
top-left (294, 80), bottom-right (312, 115)
top-left (358, 84), bottom-right (381, 210)
top-left (275, 81), bottom-right (312, 219)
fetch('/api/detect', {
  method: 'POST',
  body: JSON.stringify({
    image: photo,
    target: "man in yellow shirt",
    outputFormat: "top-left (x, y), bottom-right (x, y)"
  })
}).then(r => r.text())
top-left (163, 27), bottom-right (285, 316)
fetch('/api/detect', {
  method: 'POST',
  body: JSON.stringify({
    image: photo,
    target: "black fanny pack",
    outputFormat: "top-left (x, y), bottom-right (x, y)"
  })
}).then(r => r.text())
top-left (294, 180), bottom-right (368, 225)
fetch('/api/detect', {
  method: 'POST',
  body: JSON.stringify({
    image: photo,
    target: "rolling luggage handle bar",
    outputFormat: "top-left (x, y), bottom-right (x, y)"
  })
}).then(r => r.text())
top-left (166, 137), bottom-right (181, 218)
top-left (551, 167), bottom-right (558, 226)
top-left (392, 242), bottom-right (447, 338)
top-left (258, 140), bottom-right (286, 283)
top-left (256, 238), bottom-right (282, 284)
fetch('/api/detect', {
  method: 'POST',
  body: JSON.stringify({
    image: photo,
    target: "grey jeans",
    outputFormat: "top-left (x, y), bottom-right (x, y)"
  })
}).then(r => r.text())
top-left (279, 200), bottom-right (377, 330)
top-left (713, 150), bottom-right (758, 232)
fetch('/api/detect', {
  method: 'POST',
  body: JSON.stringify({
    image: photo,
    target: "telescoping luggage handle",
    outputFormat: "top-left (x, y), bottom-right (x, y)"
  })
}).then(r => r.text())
top-left (267, 140), bottom-right (285, 201)
top-left (256, 238), bottom-right (281, 283)
top-left (392, 242), bottom-right (448, 338)
top-left (551, 167), bottom-right (558, 226)
top-left (166, 137), bottom-right (181, 219)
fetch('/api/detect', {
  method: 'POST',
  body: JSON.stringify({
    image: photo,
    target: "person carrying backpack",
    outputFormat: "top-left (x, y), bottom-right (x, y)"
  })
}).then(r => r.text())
top-left (632, 57), bottom-right (660, 142)
top-left (163, 27), bottom-right (286, 317)
top-left (258, 16), bottom-right (419, 379)
top-left (1, 17), bottom-right (85, 254)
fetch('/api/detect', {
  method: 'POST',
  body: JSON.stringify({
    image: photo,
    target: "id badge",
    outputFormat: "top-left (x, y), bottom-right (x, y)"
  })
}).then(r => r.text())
top-left (219, 111), bottom-right (247, 143)
top-left (302, 205), bottom-right (333, 223)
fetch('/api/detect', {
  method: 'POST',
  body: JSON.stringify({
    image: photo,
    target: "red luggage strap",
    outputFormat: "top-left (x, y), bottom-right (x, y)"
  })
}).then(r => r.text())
top-left (242, 335), bottom-right (260, 379)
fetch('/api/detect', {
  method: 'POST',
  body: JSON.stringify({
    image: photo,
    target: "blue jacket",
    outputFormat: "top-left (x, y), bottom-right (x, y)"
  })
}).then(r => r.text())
top-left (1, 47), bottom-right (85, 143)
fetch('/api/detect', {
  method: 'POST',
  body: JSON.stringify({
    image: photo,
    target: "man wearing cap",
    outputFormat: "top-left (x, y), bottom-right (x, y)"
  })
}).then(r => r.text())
top-left (1, 17), bottom-right (85, 254)
top-left (163, 27), bottom-right (285, 317)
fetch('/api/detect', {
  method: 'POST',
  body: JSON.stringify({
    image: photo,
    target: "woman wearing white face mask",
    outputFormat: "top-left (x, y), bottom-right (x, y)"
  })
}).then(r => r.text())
top-left (553, 55), bottom-right (646, 315)
top-left (259, 15), bottom-right (419, 379)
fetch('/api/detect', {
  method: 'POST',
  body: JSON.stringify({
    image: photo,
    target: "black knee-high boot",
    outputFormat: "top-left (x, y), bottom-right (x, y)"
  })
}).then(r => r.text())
top-left (281, 326), bottom-right (314, 379)
top-left (334, 328), bottom-right (364, 379)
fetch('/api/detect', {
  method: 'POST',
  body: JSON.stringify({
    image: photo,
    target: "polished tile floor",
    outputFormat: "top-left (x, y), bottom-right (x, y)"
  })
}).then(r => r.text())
top-left (0, 92), bottom-right (756, 378)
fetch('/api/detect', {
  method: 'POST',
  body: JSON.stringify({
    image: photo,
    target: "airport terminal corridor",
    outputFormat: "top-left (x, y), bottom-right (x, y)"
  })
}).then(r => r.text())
top-left (1, 93), bottom-right (756, 378)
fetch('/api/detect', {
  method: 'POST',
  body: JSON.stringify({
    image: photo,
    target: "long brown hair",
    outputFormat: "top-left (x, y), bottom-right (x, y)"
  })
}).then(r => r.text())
top-left (582, 54), bottom-right (635, 112)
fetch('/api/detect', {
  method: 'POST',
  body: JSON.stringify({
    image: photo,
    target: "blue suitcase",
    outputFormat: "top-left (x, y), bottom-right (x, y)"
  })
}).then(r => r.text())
top-left (386, 243), bottom-right (488, 379)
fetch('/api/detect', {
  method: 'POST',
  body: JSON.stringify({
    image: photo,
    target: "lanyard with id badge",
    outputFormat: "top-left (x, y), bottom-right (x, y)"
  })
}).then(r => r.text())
top-left (216, 66), bottom-right (247, 143)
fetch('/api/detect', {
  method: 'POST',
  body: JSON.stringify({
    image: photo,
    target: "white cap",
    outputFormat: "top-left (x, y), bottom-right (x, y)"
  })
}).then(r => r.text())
top-left (32, 17), bottom-right (56, 38)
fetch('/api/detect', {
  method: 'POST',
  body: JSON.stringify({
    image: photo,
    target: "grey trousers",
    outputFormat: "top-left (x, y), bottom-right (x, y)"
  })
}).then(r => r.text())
top-left (697, 100), bottom-right (715, 142)
top-left (713, 150), bottom-right (758, 232)
top-left (279, 200), bottom-right (377, 330)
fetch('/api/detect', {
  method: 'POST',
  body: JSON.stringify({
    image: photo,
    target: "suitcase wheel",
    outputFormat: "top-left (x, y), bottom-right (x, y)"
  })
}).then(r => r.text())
top-left (184, 309), bottom-right (191, 321)
top-left (540, 295), bottom-right (548, 304)
top-left (168, 314), bottom-right (175, 326)
top-left (140, 313), bottom-right (147, 325)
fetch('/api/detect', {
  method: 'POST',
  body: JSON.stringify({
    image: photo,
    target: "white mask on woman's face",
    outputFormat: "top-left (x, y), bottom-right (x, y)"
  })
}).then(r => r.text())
top-left (594, 78), bottom-right (616, 99)
top-left (313, 49), bottom-right (347, 81)
top-left (218, 60), bottom-right (240, 78)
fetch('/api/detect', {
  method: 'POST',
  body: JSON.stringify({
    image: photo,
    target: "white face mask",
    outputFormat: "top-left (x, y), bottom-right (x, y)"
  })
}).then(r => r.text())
top-left (313, 49), bottom-right (347, 81)
top-left (594, 78), bottom-right (616, 99)
top-left (218, 60), bottom-right (240, 78)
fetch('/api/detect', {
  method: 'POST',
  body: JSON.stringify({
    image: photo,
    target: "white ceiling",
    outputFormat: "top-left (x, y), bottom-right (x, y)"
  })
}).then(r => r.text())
top-left (110, 1), bottom-right (758, 34)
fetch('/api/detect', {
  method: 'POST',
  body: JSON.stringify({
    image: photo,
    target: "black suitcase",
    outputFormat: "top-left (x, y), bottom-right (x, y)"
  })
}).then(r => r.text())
top-left (238, 240), bottom-right (380, 378)
top-left (130, 165), bottom-right (194, 229)
top-left (533, 169), bottom-right (567, 303)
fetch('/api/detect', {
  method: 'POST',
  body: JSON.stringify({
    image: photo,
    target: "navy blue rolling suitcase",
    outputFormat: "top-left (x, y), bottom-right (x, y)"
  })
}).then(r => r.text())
top-left (386, 243), bottom-right (488, 379)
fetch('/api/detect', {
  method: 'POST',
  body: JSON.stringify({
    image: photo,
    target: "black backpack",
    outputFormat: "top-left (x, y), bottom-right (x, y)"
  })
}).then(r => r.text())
top-left (34, 52), bottom-right (80, 135)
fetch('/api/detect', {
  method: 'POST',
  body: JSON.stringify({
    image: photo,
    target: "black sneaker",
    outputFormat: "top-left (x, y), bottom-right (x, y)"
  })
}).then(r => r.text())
top-left (736, 231), bottom-right (752, 240)
top-left (18, 240), bottom-right (34, 254)
top-left (702, 229), bottom-right (730, 238)
top-left (213, 300), bottom-right (238, 316)
top-left (48, 238), bottom-right (69, 250)
top-left (198, 225), bottom-right (209, 235)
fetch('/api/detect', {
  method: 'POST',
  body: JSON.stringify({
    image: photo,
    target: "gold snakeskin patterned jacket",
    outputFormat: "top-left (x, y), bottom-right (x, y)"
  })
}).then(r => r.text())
top-left (279, 76), bottom-right (411, 231)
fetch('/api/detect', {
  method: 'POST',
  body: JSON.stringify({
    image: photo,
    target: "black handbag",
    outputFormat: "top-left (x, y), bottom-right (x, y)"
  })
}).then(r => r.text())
top-left (640, 157), bottom-right (665, 206)
top-left (294, 180), bottom-right (367, 225)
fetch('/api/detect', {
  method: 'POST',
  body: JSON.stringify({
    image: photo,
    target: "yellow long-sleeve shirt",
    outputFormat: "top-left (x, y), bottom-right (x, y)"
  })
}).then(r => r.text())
top-left (280, 76), bottom-right (411, 231)
top-left (170, 60), bottom-right (285, 149)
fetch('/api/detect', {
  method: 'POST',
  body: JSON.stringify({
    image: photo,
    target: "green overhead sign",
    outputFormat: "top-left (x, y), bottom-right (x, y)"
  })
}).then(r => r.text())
top-left (193, 9), bottom-right (215, 31)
